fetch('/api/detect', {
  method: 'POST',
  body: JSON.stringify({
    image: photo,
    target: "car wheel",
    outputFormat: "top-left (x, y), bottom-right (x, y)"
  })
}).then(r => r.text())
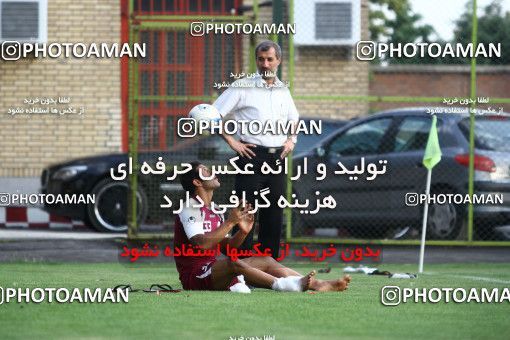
top-left (426, 192), bottom-right (463, 240)
top-left (86, 178), bottom-right (148, 233)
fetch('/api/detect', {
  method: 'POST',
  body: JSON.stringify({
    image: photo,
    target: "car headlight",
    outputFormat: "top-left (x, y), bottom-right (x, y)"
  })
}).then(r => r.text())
top-left (52, 165), bottom-right (88, 181)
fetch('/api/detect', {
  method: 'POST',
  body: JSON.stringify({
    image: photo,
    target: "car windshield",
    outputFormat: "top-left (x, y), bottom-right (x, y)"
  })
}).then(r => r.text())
top-left (460, 117), bottom-right (510, 152)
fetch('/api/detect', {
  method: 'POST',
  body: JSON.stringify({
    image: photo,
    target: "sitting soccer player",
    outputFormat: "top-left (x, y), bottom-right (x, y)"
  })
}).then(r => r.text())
top-left (174, 161), bottom-right (351, 292)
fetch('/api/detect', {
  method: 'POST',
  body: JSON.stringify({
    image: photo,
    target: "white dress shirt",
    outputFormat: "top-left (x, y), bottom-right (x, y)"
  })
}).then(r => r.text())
top-left (213, 75), bottom-right (299, 147)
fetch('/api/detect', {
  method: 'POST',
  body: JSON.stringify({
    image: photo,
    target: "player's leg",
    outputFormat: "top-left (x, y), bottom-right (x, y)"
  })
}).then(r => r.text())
top-left (210, 258), bottom-right (276, 290)
top-left (210, 258), bottom-right (315, 292)
top-left (244, 256), bottom-right (353, 292)
top-left (308, 274), bottom-right (352, 292)
top-left (240, 256), bottom-right (302, 277)
top-left (232, 257), bottom-right (317, 291)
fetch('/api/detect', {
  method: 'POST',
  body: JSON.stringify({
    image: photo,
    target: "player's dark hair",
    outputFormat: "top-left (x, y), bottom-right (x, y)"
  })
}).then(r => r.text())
top-left (179, 161), bottom-right (202, 194)
top-left (255, 40), bottom-right (282, 60)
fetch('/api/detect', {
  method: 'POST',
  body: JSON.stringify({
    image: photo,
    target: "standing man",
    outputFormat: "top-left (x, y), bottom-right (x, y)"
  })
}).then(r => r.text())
top-left (213, 41), bottom-right (299, 259)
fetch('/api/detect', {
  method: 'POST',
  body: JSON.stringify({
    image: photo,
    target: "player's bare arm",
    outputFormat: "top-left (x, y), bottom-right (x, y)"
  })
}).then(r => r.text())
top-left (219, 204), bottom-right (255, 254)
top-left (190, 204), bottom-right (251, 250)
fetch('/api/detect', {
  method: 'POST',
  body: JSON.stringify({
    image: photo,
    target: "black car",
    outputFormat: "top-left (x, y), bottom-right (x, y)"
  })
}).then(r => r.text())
top-left (40, 118), bottom-right (346, 232)
top-left (291, 108), bottom-right (510, 240)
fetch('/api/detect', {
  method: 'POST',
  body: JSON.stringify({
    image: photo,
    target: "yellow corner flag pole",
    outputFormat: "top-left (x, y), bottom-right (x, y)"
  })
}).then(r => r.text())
top-left (419, 115), bottom-right (442, 273)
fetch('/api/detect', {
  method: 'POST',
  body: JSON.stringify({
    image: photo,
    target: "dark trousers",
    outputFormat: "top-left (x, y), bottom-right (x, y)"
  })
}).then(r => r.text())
top-left (233, 149), bottom-right (285, 260)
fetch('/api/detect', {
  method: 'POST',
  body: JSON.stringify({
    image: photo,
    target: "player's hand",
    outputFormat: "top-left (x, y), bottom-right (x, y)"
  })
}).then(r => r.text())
top-left (280, 138), bottom-right (295, 159)
top-left (229, 140), bottom-right (257, 159)
top-left (226, 203), bottom-right (253, 228)
top-left (237, 204), bottom-right (255, 234)
top-left (226, 204), bottom-right (244, 225)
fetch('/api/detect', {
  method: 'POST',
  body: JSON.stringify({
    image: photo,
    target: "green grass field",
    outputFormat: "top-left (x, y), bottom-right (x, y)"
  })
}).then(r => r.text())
top-left (0, 262), bottom-right (509, 340)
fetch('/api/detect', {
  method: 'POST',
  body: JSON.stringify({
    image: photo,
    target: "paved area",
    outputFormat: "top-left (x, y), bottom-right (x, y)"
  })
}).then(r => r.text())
top-left (0, 229), bottom-right (122, 240)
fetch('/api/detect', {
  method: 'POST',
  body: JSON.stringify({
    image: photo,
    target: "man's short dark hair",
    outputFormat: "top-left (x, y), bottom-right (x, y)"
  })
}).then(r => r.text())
top-left (179, 161), bottom-right (202, 194)
top-left (255, 40), bottom-right (282, 60)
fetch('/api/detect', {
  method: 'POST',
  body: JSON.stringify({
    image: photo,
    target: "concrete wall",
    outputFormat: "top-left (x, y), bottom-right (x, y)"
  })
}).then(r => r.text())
top-left (370, 65), bottom-right (510, 113)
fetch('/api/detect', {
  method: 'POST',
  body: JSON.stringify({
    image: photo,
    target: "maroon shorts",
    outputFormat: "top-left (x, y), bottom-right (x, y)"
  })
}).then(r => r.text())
top-left (180, 260), bottom-right (240, 291)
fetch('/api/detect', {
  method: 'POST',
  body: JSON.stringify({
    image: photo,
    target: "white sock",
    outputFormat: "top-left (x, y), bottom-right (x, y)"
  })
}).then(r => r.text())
top-left (271, 276), bottom-right (303, 292)
top-left (229, 275), bottom-right (251, 294)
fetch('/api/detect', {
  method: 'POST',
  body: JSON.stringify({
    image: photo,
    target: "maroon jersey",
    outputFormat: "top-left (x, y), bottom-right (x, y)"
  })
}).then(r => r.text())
top-left (173, 198), bottom-right (225, 285)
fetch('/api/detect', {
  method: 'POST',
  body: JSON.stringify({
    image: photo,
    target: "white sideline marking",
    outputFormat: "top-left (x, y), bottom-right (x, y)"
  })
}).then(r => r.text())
top-left (424, 272), bottom-right (510, 285)
top-left (450, 275), bottom-right (510, 285)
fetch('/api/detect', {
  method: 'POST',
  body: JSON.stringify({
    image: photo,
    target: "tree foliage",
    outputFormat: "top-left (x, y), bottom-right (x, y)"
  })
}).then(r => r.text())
top-left (453, 0), bottom-right (510, 65)
top-left (369, 0), bottom-right (509, 65)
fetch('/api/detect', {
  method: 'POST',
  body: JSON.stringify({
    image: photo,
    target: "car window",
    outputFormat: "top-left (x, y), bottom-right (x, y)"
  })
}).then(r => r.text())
top-left (294, 121), bottom-right (345, 154)
top-left (392, 117), bottom-right (432, 152)
top-left (459, 117), bottom-right (510, 152)
top-left (328, 118), bottom-right (392, 156)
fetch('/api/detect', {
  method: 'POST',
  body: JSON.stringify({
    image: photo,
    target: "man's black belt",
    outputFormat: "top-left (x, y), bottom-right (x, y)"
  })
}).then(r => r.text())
top-left (240, 141), bottom-right (283, 154)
